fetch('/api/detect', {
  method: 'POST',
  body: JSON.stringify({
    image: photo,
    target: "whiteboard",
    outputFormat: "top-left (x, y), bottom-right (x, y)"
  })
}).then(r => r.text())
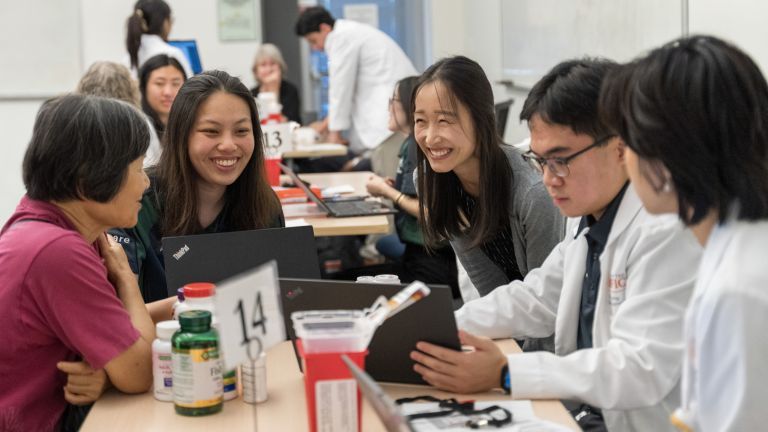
top-left (501, 0), bottom-right (684, 87)
top-left (0, 0), bottom-right (82, 98)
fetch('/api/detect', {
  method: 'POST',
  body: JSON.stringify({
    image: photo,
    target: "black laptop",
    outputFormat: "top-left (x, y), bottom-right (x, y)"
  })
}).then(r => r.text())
top-left (162, 226), bottom-right (320, 296)
top-left (279, 278), bottom-right (461, 384)
top-left (279, 163), bottom-right (398, 217)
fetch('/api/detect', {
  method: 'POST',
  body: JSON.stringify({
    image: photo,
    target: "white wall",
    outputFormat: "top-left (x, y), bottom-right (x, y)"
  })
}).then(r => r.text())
top-left (81, 0), bottom-right (262, 88)
top-left (1, 0), bottom-right (262, 223)
top-left (428, 0), bottom-right (531, 146)
top-left (689, 0), bottom-right (768, 75)
top-left (428, 0), bottom-right (768, 147)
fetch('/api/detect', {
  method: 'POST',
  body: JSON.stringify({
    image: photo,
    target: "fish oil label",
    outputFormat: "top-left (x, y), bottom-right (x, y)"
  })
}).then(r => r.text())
top-left (172, 347), bottom-right (223, 408)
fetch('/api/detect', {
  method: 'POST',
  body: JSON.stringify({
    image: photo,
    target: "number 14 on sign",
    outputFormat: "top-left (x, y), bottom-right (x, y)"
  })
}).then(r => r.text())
top-left (213, 260), bottom-right (285, 370)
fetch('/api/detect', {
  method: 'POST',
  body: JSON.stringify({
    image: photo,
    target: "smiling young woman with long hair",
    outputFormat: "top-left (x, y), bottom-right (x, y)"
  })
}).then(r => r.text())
top-left (413, 56), bottom-right (564, 305)
top-left (112, 70), bottom-right (284, 305)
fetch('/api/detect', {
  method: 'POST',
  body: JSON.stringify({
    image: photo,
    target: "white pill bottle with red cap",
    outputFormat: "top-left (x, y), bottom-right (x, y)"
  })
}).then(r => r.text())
top-left (173, 282), bottom-right (216, 319)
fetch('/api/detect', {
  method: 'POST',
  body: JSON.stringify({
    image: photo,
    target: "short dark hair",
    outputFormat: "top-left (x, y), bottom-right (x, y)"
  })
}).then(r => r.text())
top-left (126, 0), bottom-right (172, 69)
top-left (157, 70), bottom-right (282, 236)
top-left (139, 54), bottom-right (187, 134)
top-left (600, 35), bottom-right (768, 225)
top-left (23, 94), bottom-right (150, 202)
top-left (295, 6), bottom-right (335, 36)
top-left (414, 56), bottom-right (512, 249)
top-left (520, 58), bottom-right (618, 138)
top-left (394, 75), bottom-right (419, 131)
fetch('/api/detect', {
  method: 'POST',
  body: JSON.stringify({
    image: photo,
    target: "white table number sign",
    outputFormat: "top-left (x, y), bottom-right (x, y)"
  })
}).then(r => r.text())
top-left (213, 260), bottom-right (285, 370)
top-left (261, 122), bottom-right (294, 158)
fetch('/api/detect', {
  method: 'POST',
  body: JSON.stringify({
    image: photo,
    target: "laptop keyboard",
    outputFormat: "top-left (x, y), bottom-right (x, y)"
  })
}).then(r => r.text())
top-left (327, 201), bottom-right (389, 216)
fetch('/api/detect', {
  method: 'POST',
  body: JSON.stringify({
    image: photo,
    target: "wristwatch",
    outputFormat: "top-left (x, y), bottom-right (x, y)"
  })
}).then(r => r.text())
top-left (500, 364), bottom-right (511, 394)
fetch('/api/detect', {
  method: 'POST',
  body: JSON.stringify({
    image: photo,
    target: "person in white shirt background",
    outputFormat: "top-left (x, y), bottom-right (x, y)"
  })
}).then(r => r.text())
top-left (410, 57), bottom-right (702, 431)
top-left (125, 0), bottom-right (192, 79)
top-left (294, 6), bottom-right (417, 156)
top-left (600, 35), bottom-right (768, 432)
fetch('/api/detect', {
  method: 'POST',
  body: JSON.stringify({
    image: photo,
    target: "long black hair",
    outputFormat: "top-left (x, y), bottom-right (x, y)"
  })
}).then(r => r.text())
top-left (600, 35), bottom-right (768, 225)
top-left (126, 0), bottom-right (172, 70)
top-left (156, 70), bottom-right (281, 236)
top-left (414, 56), bottom-right (511, 249)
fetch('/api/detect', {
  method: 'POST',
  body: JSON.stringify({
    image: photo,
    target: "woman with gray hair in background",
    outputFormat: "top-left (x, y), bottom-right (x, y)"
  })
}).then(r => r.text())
top-left (250, 43), bottom-right (301, 123)
top-left (77, 61), bottom-right (162, 167)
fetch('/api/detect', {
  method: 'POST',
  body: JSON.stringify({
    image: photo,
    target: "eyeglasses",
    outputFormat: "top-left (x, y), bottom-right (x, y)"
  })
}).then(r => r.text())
top-left (521, 135), bottom-right (616, 178)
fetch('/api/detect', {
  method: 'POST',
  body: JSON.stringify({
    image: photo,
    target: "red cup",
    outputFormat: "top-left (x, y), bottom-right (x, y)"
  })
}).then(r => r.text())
top-left (264, 157), bottom-right (282, 187)
top-left (297, 339), bottom-right (368, 432)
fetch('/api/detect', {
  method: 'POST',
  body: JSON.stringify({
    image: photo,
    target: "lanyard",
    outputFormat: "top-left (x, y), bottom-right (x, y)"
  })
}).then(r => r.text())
top-left (395, 395), bottom-right (513, 429)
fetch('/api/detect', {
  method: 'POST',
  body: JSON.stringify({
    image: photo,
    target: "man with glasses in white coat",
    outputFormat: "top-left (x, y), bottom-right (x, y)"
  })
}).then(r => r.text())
top-left (409, 58), bottom-right (702, 431)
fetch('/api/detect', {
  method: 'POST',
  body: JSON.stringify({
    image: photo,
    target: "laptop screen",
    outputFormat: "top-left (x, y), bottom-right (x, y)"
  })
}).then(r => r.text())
top-left (162, 226), bottom-right (320, 296)
top-left (168, 39), bottom-right (203, 74)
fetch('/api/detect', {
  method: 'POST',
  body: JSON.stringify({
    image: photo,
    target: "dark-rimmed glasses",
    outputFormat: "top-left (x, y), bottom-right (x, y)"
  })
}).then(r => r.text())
top-left (521, 135), bottom-right (616, 178)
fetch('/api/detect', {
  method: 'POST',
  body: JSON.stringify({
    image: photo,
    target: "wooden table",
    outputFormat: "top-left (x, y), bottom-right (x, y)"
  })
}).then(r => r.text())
top-left (282, 143), bottom-right (348, 159)
top-left (81, 340), bottom-right (578, 431)
top-left (285, 171), bottom-right (391, 237)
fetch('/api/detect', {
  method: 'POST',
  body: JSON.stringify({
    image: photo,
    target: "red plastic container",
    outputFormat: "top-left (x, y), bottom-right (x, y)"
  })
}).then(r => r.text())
top-left (297, 339), bottom-right (368, 432)
top-left (264, 157), bottom-right (282, 187)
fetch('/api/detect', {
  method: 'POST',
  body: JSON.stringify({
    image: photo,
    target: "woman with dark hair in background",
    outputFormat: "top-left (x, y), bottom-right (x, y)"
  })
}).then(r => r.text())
top-left (0, 95), bottom-right (155, 431)
top-left (139, 54), bottom-right (186, 141)
top-left (413, 56), bottom-right (564, 308)
top-left (112, 70), bottom-right (284, 306)
top-left (600, 35), bottom-right (768, 431)
top-left (363, 76), bottom-right (459, 293)
top-left (125, 0), bottom-right (192, 77)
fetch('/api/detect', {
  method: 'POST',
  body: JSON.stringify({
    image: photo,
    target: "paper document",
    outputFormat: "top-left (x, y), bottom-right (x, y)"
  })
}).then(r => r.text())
top-left (400, 400), bottom-right (571, 431)
top-left (285, 218), bottom-right (310, 227)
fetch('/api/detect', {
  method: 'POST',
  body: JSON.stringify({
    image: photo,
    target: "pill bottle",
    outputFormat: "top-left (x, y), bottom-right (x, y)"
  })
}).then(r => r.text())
top-left (172, 310), bottom-right (223, 416)
top-left (152, 320), bottom-right (180, 401)
top-left (374, 274), bottom-right (401, 284)
top-left (173, 282), bottom-right (215, 320)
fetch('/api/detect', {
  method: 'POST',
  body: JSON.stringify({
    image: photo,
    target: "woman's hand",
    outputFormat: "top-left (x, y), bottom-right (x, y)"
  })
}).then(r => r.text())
top-left (366, 174), bottom-right (396, 198)
top-left (57, 361), bottom-right (110, 405)
top-left (98, 233), bottom-right (134, 289)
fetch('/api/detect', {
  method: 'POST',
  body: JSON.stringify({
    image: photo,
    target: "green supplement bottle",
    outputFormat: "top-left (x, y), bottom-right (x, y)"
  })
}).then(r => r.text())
top-left (172, 310), bottom-right (223, 416)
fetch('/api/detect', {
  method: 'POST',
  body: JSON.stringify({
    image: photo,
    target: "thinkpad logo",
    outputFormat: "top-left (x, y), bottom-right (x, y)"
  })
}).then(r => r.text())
top-left (172, 244), bottom-right (190, 260)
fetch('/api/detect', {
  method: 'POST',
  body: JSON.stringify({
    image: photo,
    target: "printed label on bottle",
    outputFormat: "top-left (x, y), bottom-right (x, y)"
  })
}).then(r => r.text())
top-left (153, 351), bottom-right (173, 400)
top-left (172, 348), bottom-right (223, 408)
top-left (315, 379), bottom-right (357, 432)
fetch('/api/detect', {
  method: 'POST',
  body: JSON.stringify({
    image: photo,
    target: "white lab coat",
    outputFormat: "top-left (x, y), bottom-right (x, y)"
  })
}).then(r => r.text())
top-left (678, 218), bottom-right (768, 431)
top-left (123, 34), bottom-right (193, 78)
top-left (325, 19), bottom-right (417, 153)
top-left (456, 187), bottom-right (702, 431)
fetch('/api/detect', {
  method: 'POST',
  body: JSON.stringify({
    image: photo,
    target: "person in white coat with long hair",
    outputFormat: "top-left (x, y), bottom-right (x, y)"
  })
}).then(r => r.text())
top-left (409, 58), bottom-right (702, 431)
top-left (600, 35), bottom-right (768, 432)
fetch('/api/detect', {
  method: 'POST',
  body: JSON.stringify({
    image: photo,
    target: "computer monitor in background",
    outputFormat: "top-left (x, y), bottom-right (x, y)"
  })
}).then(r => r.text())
top-left (168, 39), bottom-right (203, 74)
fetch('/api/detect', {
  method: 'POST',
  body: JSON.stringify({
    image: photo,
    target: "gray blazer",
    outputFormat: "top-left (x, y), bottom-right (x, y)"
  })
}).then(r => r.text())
top-left (452, 144), bottom-right (565, 297)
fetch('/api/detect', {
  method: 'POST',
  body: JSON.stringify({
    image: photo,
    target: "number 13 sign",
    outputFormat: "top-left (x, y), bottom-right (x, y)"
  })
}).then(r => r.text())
top-left (213, 260), bottom-right (285, 370)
